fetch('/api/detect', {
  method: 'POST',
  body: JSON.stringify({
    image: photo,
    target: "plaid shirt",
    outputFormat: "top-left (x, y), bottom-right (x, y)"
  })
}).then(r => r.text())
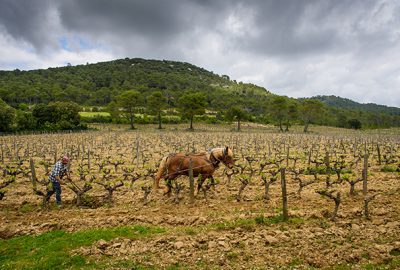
top-left (49, 161), bottom-right (68, 182)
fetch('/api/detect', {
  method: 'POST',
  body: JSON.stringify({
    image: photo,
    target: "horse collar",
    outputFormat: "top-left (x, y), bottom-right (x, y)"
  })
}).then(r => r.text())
top-left (210, 151), bottom-right (221, 168)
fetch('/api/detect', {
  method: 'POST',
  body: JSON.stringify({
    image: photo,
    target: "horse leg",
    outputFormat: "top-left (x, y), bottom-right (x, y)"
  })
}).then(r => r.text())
top-left (163, 182), bottom-right (172, 196)
top-left (197, 175), bottom-right (206, 195)
top-left (210, 176), bottom-right (216, 191)
top-left (163, 178), bottom-right (173, 197)
top-left (154, 156), bottom-right (168, 189)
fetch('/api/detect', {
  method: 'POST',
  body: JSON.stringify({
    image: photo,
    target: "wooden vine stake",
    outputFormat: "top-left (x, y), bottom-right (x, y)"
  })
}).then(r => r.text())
top-left (1, 144), bottom-right (4, 163)
top-left (54, 148), bottom-right (58, 164)
top-left (280, 168), bottom-right (288, 221)
top-left (87, 145), bottom-right (91, 170)
top-left (376, 144), bottom-right (381, 165)
top-left (29, 158), bottom-right (37, 190)
top-left (286, 146), bottom-right (290, 168)
top-left (189, 159), bottom-right (195, 204)
top-left (361, 148), bottom-right (376, 219)
top-left (362, 153), bottom-right (368, 196)
top-left (308, 145), bottom-right (313, 167)
top-left (136, 138), bottom-right (140, 167)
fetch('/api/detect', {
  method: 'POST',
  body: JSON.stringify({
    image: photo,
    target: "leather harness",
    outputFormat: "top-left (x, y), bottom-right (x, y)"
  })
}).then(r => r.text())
top-left (164, 150), bottom-right (225, 178)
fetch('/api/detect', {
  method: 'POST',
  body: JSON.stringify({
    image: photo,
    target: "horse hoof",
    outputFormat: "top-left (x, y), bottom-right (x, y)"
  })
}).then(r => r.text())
top-left (163, 187), bottom-right (172, 196)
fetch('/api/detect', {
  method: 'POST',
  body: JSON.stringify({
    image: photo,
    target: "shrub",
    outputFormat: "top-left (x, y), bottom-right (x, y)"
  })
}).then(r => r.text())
top-left (32, 102), bottom-right (84, 131)
top-left (348, 118), bottom-right (362, 129)
top-left (0, 98), bottom-right (15, 132)
top-left (15, 111), bottom-right (37, 130)
top-left (381, 165), bottom-right (397, 172)
top-left (81, 115), bottom-right (112, 123)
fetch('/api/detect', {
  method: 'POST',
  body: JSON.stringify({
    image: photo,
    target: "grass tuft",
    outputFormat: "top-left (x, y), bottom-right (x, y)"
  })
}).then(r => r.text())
top-left (381, 165), bottom-right (398, 173)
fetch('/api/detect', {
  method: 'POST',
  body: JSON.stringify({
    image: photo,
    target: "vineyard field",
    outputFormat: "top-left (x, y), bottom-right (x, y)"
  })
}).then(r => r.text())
top-left (0, 125), bottom-right (399, 269)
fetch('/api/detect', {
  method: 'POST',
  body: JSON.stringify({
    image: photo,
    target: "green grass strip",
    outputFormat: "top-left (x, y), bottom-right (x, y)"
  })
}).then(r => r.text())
top-left (0, 225), bottom-right (165, 270)
top-left (79, 112), bottom-right (110, 117)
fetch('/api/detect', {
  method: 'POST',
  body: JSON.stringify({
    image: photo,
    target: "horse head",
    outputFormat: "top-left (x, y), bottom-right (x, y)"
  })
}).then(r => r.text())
top-left (221, 146), bottom-right (235, 169)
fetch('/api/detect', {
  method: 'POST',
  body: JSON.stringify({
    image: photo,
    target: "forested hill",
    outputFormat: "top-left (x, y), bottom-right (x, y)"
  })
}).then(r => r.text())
top-left (0, 58), bottom-right (270, 110)
top-left (312, 95), bottom-right (400, 116)
top-left (0, 57), bottom-right (399, 130)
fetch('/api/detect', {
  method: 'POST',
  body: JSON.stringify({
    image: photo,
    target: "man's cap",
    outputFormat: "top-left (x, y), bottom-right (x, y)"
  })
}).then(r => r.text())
top-left (61, 156), bottom-right (69, 163)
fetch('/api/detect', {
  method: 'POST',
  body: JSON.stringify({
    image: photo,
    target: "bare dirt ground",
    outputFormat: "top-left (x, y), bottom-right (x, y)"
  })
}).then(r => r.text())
top-left (1, 126), bottom-right (399, 269)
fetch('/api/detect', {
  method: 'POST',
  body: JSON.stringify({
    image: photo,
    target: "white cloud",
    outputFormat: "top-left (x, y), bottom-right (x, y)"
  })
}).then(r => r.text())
top-left (0, 30), bottom-right (116, 70)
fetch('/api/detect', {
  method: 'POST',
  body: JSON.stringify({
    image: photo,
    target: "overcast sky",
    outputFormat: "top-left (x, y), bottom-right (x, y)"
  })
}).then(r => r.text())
top-left (1, 0), bottom-right (399, 107)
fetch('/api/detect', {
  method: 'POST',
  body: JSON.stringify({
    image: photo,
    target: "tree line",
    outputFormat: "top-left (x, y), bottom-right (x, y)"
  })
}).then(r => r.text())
top-left (108, 91), bottom-right (367, 132)
top-left (0, 99), bottom-right (85, 132)
top-left (0, 90), bottom-right (369, 133)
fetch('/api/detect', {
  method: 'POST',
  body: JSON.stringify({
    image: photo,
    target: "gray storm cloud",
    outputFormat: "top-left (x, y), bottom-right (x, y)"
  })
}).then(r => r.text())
top-left (0, 0), bottom-right (399, 106)
top-left (0, 0), bottom-right (60, 50)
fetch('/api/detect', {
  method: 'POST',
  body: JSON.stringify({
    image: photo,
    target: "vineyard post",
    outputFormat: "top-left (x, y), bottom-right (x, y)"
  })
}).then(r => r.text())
top-left (1, 144), bottom-right (3, 163)
top-left (286, 145), bottom-right (290, 168)
top-left (364, 141), bottom-right (367, 155)
top-left (136, 138), bottom-right (140, 167)
top-left (363, 153), bottom-right (368, 196)
top-left (54, 148), bottom-right (57, 164)
top-left (280, 168), bottom-right (288, 221)
top-left (88, 145), bottom-right (91, 170)
top-left (13, 136), bottom-right (16, 159)
top-left (29, 158), bottom-right (37, 190)
top-left (308, 146), bottom-right (312, 167)
top-left (376, 143), bottom-right (381, 165)
top-left (268, 142), bottom-right (271, 156)
top-left (353, 141), bottom-right (357, 156)
top-left (189, 159), bottom-right (194, 204)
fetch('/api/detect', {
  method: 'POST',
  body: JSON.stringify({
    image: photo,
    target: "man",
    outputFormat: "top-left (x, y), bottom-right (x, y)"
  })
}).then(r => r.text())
top-left (45, 155), bottom-right (70, 207)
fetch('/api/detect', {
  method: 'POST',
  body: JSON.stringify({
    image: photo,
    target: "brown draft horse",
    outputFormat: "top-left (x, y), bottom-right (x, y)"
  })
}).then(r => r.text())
top-left (154, 146), bottom-right (234, 195)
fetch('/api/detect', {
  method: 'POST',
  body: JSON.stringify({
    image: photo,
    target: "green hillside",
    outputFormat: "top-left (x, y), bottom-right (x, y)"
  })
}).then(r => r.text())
top-left (0, 58), bottom-right (399, 131)
top-left (312, 95), bottom-right (400, 116)
top-left (0, 58), bottom-right (270, 113)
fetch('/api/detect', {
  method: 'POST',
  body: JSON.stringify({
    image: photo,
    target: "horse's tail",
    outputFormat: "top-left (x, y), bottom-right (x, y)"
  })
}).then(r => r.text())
top-left (154, 156), bottom-right (168, 189)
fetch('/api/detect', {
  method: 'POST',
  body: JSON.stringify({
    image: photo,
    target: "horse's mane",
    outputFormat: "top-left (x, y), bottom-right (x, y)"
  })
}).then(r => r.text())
top-left (209, 147), bottom-right (233, 158)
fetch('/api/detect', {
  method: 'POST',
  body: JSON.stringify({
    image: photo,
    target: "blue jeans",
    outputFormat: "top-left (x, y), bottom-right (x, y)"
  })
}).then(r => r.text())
top-left (45, 181), bottom-right (62, 205)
